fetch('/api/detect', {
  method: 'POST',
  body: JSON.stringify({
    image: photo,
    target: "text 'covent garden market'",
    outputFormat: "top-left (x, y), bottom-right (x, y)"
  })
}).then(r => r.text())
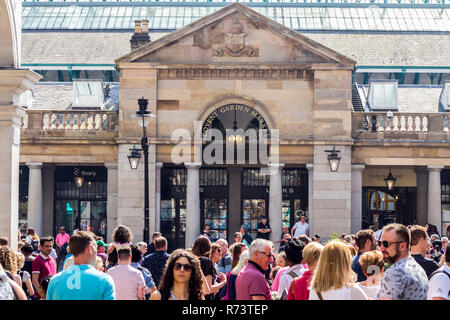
top-left (1, 0), bottom-right (450, 251)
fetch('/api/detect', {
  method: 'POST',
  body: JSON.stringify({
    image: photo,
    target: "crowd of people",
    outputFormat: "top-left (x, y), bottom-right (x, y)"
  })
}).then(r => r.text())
top-left (0, 214), bottom-right (449, 301)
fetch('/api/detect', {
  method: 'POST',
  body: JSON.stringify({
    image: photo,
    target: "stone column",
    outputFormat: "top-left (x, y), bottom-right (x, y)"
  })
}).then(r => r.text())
top-left (185, 162), bottom-right (201, 248)
top-left (312, 145), bottom-right (352, 241)
top-left (416, 168), bottom-right (428, 226)
top-left (155, 162), bottom-right (163, 233)
top-left (306, 163), bottom-right (314, 236)
top-left (228, 167), bottom-right (243, 241)
top-left (105, 162), bottom-right (118, 243)
top-left (0, 69), bottom-right (41, 251)
top-left (427, 166), bottom-right (443, 230)
top-left (27, 162), bottom-right (43, 238)
top-left (42, 164), bottom-right (56, 237)
top-left (268, 163), bottom-right (284, 243)
top-left (351, 164), bottom-right (365, 234)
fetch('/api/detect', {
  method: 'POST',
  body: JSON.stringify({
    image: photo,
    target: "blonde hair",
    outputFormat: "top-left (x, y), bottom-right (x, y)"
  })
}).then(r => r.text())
top-left (231, 250), bottom-right (249, 275)
top-left (359, 250), bottom-right (384, 277)
top-left (309, 240), bottom-right (357, 293)
top-left (0, 247), bottom-right (18, 275)
top-left (95, 256), bottom-right (104, 271)
top-left (302, 242), bottom-right (324, 268)
top-left (15, 252), bottom-right (25, 270)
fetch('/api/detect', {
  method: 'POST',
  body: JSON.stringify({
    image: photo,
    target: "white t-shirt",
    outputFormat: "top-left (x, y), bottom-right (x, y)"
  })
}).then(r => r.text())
top-left (355, 283), bottom-right (380, 300)
top-left (309, 285), bottom-right (368, 300)
top-left (278, 264), bottom-right (305, 295)
top-left (427, 264), bottom-right (450, 300)
top-left (293, 222), bottom-right (309, 238)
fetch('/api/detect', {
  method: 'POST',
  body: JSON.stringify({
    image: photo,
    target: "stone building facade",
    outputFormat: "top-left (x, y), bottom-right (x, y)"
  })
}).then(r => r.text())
top-left (1, 1), bottom-right (450, 250)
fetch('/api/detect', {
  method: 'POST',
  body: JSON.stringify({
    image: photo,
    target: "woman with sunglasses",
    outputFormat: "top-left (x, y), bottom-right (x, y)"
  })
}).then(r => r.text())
top-left (150, 249), bottom-right (204, 300)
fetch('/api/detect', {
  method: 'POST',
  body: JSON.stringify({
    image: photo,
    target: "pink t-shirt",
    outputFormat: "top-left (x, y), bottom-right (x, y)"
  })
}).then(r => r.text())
top-left (235, 261), bottom-right (272, 300)
top-left (55, 233), bottom-right (70, 247)
top-left (107, 264), bottom-right (146, 300)
top-left (32, 253), bottom-right (57, 298)
top-left (271, 266), bottom-right (288, 292)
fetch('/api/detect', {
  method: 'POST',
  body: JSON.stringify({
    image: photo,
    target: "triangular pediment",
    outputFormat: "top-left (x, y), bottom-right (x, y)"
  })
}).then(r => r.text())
top-left (115, 3), bottom-right (355, 67)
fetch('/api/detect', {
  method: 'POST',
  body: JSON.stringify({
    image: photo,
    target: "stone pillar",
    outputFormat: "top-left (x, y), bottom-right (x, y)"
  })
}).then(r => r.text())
top-left (185, 162), bottom-right (201, 248)
top-left (416, 168), bottom-right (428, 226)
top-left (228, 167), bottom-right (243, 241)
top-left (268, 163), bottom-right (284, 243)
top-left (312, 145), bottom-right (352, 241)
top-left (306, 164), bottom-right (314, 236)
top-left (351, 164), bottom-right (365, 234)
top-left (0, 69), bottom-right (41, 251)
top-left (27, 162), bottom-right (43, 238)
top-left (105, 162), bottom-right (118, 243)
top-left (427, 166), bottom-right (443, 230)
top-left (42, 164), bottom-right (56, 237)
top-left (148, 144), bottom-right (157, 238)
top-left (155, 162), bottom-right (163, 233)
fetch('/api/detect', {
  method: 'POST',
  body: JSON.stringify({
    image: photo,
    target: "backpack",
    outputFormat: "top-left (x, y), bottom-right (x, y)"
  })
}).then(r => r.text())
top-left (272, 271), bottom-right (298, 300)
top-left (0, 272), bottom-right (15, 300)
top-left (31, 240), bottom-right (39, 252)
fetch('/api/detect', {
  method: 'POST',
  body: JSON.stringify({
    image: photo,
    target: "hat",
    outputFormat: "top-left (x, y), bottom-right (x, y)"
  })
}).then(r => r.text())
top-left (96, 240), bottom-right (108, 248)
top-left (261, 216), bottom-right (267, 219)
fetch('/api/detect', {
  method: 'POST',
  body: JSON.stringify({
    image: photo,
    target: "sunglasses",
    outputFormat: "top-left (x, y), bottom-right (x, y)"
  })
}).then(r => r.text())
top-left (216, 248), bottom-right (222, 253)
top-left (258, 251), bottom-right (274, 259)
top-left (378, 240), bottom-right (405, 248)
top-left (174, 263), bottom-right (193, 271)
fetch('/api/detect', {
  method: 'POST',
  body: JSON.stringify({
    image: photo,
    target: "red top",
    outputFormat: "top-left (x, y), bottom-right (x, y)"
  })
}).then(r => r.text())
top-left (287, 270), bottom-right (314, 300)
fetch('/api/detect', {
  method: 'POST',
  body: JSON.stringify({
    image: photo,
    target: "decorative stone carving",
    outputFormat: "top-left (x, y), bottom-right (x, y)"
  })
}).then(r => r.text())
top-left (211, 20), bottom-right (258, 57)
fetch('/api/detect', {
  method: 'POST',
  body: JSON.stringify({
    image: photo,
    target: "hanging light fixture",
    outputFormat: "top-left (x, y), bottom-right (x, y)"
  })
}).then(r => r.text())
top-left (384, 166), bottom-right (397, 190)
top-left (325, 146), bottom-right (341, 172)
top-left (127, 145), bottom-right (141, 170)
top-left (74, 166), bottom-right (84, 188)
top-left (228, 110), bottom-right (243, 143)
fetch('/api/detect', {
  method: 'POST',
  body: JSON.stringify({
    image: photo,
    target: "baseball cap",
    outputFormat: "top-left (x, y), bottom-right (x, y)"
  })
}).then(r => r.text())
top-left (96, 240), bottom-right (108, 248)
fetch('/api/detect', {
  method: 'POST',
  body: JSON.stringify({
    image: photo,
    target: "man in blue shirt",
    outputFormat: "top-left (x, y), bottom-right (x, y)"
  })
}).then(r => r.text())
top-left (46, 231), bottom-right (115, 300)
top-left (141, 236), bottom-right (169, 287)
top-left (352, 229), bottom-right (378, 282)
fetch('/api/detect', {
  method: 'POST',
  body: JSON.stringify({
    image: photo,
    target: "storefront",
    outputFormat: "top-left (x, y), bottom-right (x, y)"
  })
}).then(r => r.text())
top-left (441, 170), bottom-right (450, 237)
top-left (53, 166), bottom-right (108, 239)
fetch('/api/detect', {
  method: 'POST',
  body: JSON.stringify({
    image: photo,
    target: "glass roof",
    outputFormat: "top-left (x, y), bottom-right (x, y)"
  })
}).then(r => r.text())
top-left (22, 2), bottom-right (450, 32)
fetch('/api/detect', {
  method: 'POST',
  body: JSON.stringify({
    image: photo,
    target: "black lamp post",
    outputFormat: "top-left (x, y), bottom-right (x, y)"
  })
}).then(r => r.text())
top-left (325, 146), bottom-right (341, 172)
top-left (128, 97), bottom-right (154, 244)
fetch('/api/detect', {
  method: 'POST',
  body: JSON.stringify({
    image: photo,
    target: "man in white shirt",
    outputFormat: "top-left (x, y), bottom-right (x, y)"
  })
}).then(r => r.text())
top-left (427, 243), bottom-right (450, 300)
top-left (291, 215), bottom-right (309, 238)
top-left (278, 238), bottom-right (305, 296)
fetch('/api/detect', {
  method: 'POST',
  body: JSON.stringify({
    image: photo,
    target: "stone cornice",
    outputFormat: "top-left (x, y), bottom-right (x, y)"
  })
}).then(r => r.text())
top-left (158, 68), bottom-right (314, 80)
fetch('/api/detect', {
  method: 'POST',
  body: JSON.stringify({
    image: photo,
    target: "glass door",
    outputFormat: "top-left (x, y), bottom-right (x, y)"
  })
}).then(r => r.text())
top-left (79, 201), bottom-right (107, 239)
top-left (283, 199), bottom-right (304, 229)
top-left (242, 199), bottom-right (267, 240)
top-left (55, 200), bottom-right (79, 236)
top-left (160, 198), bottom-right (186, 252)
top-left (203, 198), bottom-right (228, 241)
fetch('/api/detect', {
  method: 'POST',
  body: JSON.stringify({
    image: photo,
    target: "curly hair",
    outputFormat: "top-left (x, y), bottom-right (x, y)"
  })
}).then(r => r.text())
top-left (158, 249), bottom-right (204, 300)
top-left (112, 225), bottom-right (133, 244)
top-left (0, 246), bottom-right (18, 275)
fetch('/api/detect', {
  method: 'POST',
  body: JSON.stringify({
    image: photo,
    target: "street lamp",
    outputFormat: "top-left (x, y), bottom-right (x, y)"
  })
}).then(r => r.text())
top-left (325, 146), bottom-right (341, 172)
top-left (128, 97), bottom-right (155, 244)
top-left (385, 166), bottom-right (397, 190)
top-left (127, 145), bottom-right (141, 170)
top-left (74, 166), bottom-right (84, 188)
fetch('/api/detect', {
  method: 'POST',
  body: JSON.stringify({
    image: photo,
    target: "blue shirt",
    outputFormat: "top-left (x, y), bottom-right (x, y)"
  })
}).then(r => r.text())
top-left (352, 252), bottom-right (367, 282)
top-left (130, 262), bottom-right (156, 289)
top-left (141, 251), bottom-right (170, 287)
top-left (46, 264), bottom-right (115, 300)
